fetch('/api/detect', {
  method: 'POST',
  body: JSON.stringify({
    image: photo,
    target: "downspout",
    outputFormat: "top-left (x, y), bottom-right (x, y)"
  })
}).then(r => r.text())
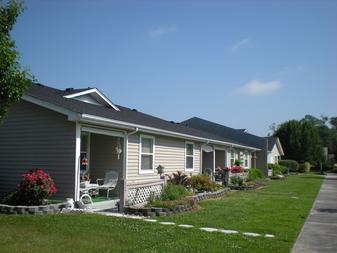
top-left (212, 144), bottom-right (216, 181)
top-left (121, 127), bottom-right (139, 210)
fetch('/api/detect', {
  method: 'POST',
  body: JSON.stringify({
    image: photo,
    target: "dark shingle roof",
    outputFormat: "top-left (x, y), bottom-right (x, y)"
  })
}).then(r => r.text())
top-left (181, 117), bottom-right (266, 149)
top-left (24, 84), bottom-right (256, 148)
top-left (266, 136), bottom-right (277, 152)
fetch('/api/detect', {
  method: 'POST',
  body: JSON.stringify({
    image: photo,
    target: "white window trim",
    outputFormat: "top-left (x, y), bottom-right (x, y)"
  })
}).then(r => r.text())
top-left (139, 135), bottom-right (155, 174)
top-left (185, 141), bottom-right (195, 172)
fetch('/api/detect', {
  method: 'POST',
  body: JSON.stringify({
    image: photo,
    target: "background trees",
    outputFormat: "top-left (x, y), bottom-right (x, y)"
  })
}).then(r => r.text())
top-left (0, 0), bottom-right (32, 123)
top-left (274, 115), bottom-right (337, 168)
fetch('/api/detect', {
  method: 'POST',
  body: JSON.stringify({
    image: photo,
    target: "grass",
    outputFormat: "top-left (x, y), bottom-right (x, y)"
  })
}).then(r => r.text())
top-left (0, 174), bottom-right (323, 253)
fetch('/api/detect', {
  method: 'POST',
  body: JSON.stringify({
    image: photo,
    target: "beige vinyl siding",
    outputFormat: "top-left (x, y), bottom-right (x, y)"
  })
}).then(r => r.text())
top-left (0, 101), bottom-right (76, 199)
top-left (126, 134), bottom-right (201, 183)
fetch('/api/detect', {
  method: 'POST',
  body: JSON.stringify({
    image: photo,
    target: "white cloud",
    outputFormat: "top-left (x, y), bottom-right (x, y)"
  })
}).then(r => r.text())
top-left (234, 80), bottom-right (283, 96)
top-left (147, 25), bottom-right (176, 38)
top-left (228, 38), bottom-right (251, 53)
top-left (276, 65), bottom-right (304, 76)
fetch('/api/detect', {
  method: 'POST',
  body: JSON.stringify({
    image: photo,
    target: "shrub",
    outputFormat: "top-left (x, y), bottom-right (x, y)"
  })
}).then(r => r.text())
top-left (3, 168), bottom-right (57, 205)
top-left (160, 183), bottom-right (188, 201)
top-left (268, 163), bottom-right (288, 176)
top-left (279, 160), bottom-right (299, 172)
top-left (230, 166), bottom-right (244, 173)
top-left (168, 171), bottom-right (190, 187)
top-left (247, 168), bottom-right (264, 181)
top-left (298, 162), bottom-right (311, 173)
top-left (190, 174), bottom-right (219, 192)
top-left (230, 176), bottom-right (244, 186)
top-left (331, 164), bottom-right (337, 173)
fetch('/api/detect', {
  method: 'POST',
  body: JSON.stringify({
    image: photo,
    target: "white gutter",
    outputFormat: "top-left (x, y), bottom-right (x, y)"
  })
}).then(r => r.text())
top-left (80, 114), bottom-right (260, 151)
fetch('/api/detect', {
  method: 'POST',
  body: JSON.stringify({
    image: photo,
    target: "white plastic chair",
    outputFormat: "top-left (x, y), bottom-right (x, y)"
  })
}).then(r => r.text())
top-left (97, 171), bottom-right (119, 198)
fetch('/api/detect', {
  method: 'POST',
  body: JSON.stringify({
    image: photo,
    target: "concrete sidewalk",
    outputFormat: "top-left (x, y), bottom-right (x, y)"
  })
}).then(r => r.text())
top-left (291, 173), bottom-right (337, 253)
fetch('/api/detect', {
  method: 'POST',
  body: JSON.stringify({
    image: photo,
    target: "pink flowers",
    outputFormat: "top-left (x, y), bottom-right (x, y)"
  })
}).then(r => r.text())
top-left (18, 168), bottom-right (57, 205)
top-left (230, 166), bottom-right (244, 173)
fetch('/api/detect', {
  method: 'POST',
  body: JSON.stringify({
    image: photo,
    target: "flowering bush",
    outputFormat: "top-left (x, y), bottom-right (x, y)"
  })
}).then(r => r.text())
top-left (17, 169), bottom-right (57, 205)
top-left (230, 166), bottom-right (244, 173)
top-left (2, 169), bottom-right (57, 205)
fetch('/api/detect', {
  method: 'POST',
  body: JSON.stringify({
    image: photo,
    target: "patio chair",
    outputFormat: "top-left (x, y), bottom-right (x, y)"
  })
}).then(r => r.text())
top-left (97, 171), bottom-right (119, 198)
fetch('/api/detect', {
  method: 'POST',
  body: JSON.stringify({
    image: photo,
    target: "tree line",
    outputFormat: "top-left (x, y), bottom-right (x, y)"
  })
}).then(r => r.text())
top-left (273, 115), bottom-right (337, 169)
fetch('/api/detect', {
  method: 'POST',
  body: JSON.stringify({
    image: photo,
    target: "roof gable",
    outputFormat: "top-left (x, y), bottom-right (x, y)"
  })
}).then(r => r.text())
top-left (63, 88), bottom-right (120, 111)
top-left (266, 136), bottom-right (284, 155)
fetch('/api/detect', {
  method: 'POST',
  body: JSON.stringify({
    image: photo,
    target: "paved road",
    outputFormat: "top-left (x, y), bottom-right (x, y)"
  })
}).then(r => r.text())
top-left (291, 173), bottom-right (337, 253)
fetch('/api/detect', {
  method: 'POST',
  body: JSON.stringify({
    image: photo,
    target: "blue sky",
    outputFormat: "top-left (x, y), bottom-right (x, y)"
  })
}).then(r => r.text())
top-left (12, 0), bottom-right (337, 136)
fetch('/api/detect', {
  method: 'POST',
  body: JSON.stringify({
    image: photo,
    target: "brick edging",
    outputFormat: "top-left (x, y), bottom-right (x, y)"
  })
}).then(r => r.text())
top-left (0, 202), bottom-right (67, 215)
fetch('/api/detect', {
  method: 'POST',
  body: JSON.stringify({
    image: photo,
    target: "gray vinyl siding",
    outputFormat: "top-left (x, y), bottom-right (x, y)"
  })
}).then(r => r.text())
top-left (90, 133), bottom-right (123, 180)
top-left (126, 134), bottom-right (201, 183)
top-left (0, 101), bottom-right (76, 199)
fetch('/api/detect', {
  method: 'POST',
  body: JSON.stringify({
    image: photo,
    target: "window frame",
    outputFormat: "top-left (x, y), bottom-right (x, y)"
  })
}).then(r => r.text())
top-left (230, 150), bottom-right (235, 167)
top-left (185, 141), bottom-right (195, 171)
top-left (244, 151), bottom-right (249, 168)
top-left (139, 135), bottom-right (155, 174)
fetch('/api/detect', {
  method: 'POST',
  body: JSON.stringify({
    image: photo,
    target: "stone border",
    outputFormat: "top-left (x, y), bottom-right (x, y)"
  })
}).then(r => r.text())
top-left (0, 202), bottom-right (66, 215)
top-left (124, 188), bottom-right (230, 217)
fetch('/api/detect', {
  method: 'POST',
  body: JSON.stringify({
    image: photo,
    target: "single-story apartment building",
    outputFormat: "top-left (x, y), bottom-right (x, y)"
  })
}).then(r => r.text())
top-left (0, 83), bottom-right (265, 207)
top-left (181, 117), bottom-right (284, 175)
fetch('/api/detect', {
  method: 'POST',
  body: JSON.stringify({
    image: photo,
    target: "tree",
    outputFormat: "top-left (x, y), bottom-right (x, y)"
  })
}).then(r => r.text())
top-left (274, 119), bottom-right (323, 163)
top-left (330, 117), bottom-right (337, 129)
top-left (0, 0), bottom-right (32, 123)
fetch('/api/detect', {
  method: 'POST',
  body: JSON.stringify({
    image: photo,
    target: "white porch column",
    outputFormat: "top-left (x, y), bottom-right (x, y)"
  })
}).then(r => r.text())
top-left (200, 145), bottom-right (203, 174)
top-left (74, 123), bottom-right (81, 201)
top-left (212, 145), bottom-right (216, 180)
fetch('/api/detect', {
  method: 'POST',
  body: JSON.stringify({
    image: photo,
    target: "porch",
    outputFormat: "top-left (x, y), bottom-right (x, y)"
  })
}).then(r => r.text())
top-left (78, 128), bottom-right (124, 208)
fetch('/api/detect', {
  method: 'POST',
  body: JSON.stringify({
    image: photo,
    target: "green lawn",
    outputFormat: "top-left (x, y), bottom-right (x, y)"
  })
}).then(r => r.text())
top-left (0, 174), bottom-right (323, 253)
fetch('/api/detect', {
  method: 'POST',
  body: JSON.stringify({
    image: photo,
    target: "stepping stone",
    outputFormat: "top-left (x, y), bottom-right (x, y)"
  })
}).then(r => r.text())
top-left (160, 222), bottom-right (175, 225)
top-left (200, 227), bottom-right (218, 232)
top-left (178, 224), bottom-right (194, 228)
top-left (243, 232), bottom-right (261, 237)
top-left (218, 229), bottom-right (239, 234)
top-left (144, 219), bottom-right (157, 222)
top-left (127, 215), bottom-right (143, 220)
top-left (291, 196), bottom-right (299, 199)
top-left (265, 234), bottom-right (275, 238)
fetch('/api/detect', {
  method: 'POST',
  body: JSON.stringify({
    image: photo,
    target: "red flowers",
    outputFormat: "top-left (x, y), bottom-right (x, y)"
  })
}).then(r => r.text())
top-left (230, 166), bottom-right (244, 173)
top-left (18, 168), bottom-right (57, 205)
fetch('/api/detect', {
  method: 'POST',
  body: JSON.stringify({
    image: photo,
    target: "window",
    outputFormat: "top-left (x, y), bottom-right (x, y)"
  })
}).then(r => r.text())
top-left (139, 135), bottom-right (155, 173)
top-left (244, 152), bottom-right (249, 167)
top-left (230, 150), bottom-right (235, 166)
top-left (185, 142), bottom-right (194, 170)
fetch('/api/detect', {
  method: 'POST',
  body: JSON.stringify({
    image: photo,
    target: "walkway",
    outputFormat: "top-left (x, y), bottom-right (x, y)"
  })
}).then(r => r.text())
top-left (291, 173), bottom-right (337, 253)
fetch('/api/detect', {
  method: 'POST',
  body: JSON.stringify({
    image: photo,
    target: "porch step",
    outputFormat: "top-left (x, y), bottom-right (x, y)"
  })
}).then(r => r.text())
top-left (91, 199), bottom-right (119, 211)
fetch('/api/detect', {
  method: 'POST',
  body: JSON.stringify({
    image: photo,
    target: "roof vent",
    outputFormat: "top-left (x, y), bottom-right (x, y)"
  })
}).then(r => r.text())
top-left (132, 109), bottom-right (138, 112)
top-left (65, 88), bottom-right (74, 91)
